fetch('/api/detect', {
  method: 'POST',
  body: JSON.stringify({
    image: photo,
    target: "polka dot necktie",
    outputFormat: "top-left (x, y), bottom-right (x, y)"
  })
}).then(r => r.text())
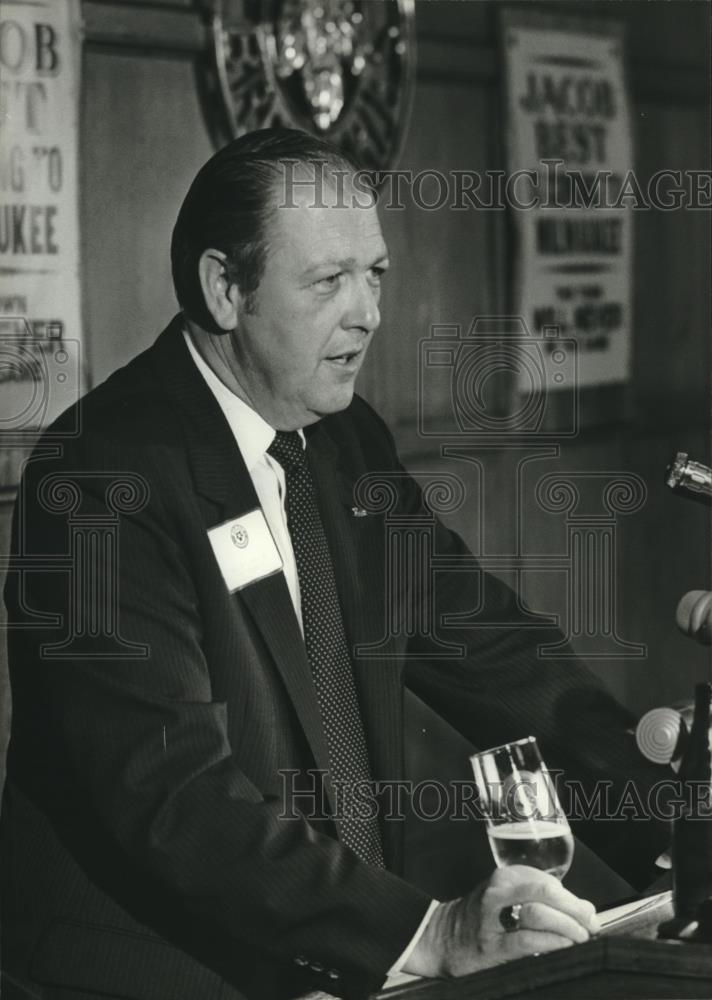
top-left (268, 430), bottom-right (384, 868)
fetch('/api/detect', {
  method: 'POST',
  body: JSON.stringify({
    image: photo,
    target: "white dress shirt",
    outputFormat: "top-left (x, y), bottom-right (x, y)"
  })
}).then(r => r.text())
top-left (184, 330), bottom-right (304, 630)
top-left (184, 329), bottom-right (433, 986)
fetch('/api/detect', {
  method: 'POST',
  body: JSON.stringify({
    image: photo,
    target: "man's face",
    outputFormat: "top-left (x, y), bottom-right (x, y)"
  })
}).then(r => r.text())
top-left (226, 174), bottom-right (388, 429)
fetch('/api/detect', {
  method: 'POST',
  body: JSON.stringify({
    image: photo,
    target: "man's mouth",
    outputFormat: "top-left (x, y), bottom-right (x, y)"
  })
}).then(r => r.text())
top-left (325, 348), bottom-right (362, 366)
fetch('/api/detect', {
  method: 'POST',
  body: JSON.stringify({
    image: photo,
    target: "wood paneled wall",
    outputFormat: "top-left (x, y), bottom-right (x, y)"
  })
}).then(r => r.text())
top-left (0, 1), bottom-right (709, 790)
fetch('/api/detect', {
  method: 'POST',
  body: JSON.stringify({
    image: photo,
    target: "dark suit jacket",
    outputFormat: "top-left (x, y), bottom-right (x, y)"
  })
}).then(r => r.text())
top-left (1, 317), bottom-right (671, 1000)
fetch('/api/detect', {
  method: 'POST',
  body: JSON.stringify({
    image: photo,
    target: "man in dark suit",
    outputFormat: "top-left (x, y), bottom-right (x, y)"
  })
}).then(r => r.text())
top-left (2, 129), bottom-right (670, 999)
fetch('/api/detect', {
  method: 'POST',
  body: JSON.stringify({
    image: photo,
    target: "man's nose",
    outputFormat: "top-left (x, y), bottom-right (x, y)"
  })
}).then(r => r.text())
top-left (342, 276), bottom-right (381, 334)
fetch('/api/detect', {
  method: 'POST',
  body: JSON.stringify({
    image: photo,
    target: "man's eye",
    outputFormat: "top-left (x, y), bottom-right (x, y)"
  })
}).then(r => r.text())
top-left (370, 266), bottom-right (387, 283)
top-left (314, 273), bottom-right (341, 291)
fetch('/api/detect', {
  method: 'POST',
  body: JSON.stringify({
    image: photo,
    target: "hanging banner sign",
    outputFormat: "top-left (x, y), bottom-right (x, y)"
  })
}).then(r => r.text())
top-left (0, 0), bottom-right (84, 492)
top-left (502, 12), bottom-right (633, 390)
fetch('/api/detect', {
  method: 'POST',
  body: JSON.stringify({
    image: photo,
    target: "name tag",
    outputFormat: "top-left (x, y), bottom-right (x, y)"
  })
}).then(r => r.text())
top-left (208, 509), bottom-right (283, 592)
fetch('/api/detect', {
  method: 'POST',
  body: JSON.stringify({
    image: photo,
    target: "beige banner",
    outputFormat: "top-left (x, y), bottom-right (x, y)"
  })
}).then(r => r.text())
top-left (0, 0), bottom-right (84, 490)
top-left (502, 12), bottom-right (633, 391)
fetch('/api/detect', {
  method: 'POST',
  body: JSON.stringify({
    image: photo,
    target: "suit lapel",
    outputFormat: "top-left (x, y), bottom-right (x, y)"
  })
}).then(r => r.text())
top-left (148, 320), bottom-right (332, 790)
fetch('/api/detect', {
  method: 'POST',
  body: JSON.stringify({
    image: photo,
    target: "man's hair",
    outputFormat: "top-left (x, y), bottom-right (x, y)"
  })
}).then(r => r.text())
top-left (171, 127), bottom-right (363, 331)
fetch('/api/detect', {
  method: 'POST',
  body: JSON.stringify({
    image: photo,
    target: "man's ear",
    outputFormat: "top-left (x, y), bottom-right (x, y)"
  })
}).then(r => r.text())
top-left (198, 249), bottom-right (241, 332)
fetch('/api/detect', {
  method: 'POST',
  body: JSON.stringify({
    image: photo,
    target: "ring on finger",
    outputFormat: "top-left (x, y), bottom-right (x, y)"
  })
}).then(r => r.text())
top-left (499, 903), bottom-right (523, 932)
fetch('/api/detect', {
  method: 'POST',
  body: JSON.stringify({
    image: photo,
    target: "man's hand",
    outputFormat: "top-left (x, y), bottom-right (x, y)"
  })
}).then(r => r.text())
top-left (404, 866), bottom-right (600, 978)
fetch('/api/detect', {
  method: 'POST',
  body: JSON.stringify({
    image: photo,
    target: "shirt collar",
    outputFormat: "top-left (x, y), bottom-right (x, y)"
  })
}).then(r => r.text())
top-left (183, 328), bottom-right (304, 471)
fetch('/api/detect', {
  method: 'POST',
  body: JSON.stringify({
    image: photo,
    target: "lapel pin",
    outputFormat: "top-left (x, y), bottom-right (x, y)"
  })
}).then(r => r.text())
top-left (351, 506), bottom-right (368, 518)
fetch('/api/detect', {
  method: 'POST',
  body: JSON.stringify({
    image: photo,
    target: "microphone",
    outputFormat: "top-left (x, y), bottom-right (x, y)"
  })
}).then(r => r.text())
top-left (666, 452), bottom-right (712, 505)
top-left (676, 590), bottom-right (712, 645)
top-left (635, 704), bottom-right (690, 766)
top-left (637, 461), bottom-right (712, 766)
top-left (635, 593), bottom-right (712, 765)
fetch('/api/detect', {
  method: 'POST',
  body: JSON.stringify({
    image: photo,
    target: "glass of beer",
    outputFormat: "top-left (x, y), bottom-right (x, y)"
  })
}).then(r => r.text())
top-left (470, 736), bottom-right (574, 880)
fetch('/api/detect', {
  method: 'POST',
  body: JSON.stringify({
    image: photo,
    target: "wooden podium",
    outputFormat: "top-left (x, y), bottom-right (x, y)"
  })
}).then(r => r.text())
top-left (373, 895), bottom-right (712, 1000)
top-left (374, 937), bottom-right (712, 999)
